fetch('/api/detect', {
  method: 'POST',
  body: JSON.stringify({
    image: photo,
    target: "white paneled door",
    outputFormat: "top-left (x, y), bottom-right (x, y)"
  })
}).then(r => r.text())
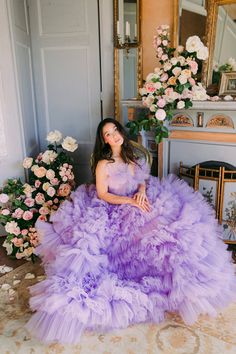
top-left (28, 0), bottom-right (102, 183)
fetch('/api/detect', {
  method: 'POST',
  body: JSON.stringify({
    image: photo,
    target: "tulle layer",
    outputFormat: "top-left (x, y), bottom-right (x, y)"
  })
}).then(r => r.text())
top-left (26, 175), bottom-right (236, 343)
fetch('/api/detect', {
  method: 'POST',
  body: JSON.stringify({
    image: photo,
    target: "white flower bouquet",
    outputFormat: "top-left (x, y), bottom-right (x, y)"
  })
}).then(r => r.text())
top-left (127, 25), bottom-right (209, 143)
top-left (0, 131), bottom-right (78, 261)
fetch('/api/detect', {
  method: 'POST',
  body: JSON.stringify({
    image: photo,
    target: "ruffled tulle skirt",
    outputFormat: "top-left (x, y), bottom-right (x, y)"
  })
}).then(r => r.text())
top-left (25, 175), bottom-right (236, 343)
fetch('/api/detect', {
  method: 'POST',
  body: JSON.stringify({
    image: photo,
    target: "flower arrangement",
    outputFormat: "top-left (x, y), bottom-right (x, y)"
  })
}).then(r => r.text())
top-left (0, 130), bottom-right (78, 261)
top-left (127, 25), bottom-right (209, 143)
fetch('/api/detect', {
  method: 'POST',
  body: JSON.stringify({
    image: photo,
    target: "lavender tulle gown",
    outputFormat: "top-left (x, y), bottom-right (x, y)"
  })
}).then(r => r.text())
top-left (26, 161), bottom-right (236, 343)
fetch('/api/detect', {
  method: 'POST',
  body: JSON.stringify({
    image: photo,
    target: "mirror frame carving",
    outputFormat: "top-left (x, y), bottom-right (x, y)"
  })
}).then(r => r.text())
top-left (113, 0), bottom-right (142, 121)
top-left (202, 0), bottom-right (236, 87)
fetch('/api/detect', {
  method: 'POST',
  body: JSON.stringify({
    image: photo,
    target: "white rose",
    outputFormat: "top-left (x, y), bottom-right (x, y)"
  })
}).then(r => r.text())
top-left (42, 150), bottom-right (58, 164)
top-left (154, 82), bottom-right (162, 90)
top-left (177, 100), bottom-right (185, 109)
top-left (0, 193), bottom-right (9, 204)
top-left (145, 95), bottom-right (155, 107)
top-left (196, 46), bottom-right (209, 60)
top-left (172, 67), bottom-right (181, 77)
top-left (170, 58), bottom-right (178, 65)
top-left (3, 239), bottom-right (13, 255)
top-left (186, 36), bottom-right (203, 53)
top-left (155, 109), bottom-right (166, 121)
top-left (46, 130), bottom-right (62, 143)
top-left (5, 221), bottom-right (19, 234)
top-left (178, 75), bottom-right (188, 85)
top-left (227, 57), bottom-right (236, 70)
top-left (46, 169), bottom-right (55, 180)
top-left (164, 62), bottom-right (172, 72)
top-left (23, 157), bottom-right (33, 169)
top-left (192, 83), bottom-right (209, 101)
top-left (62, 137), bottom-right (78, 152)
top-left (177, 56), bottom-right (186, 66)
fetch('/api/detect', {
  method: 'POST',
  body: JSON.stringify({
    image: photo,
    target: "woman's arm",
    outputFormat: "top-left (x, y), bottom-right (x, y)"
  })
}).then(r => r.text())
top-left (96, 161), bottom-right (150, 211)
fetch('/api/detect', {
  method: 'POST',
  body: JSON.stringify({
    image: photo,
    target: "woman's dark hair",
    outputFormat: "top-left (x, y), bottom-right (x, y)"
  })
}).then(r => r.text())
top-left (91, 118), bottom-right (137, 175)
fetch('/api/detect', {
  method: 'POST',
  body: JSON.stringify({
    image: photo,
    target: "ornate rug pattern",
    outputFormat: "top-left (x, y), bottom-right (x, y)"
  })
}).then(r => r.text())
top-left (0, 261), bottom-right (236, 354)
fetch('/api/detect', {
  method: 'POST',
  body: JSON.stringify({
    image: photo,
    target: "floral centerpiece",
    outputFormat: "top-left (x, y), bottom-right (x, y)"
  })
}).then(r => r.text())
top-left (0, 130), bottom-right (78, 261)
top-left (127, 25), bottom-right (209, 143)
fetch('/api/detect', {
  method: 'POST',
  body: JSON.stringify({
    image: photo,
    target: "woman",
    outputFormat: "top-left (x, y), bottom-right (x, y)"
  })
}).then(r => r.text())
top-left (26, 118), bottom-right (236, 344)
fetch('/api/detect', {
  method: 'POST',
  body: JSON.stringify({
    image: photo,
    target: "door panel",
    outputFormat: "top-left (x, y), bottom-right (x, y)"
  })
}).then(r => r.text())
top-left (28, 0), bottom-right (101, 183)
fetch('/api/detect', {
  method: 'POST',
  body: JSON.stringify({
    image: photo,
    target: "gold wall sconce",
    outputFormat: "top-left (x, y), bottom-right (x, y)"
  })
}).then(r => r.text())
top-left (114, 0), bottom-right (141, 55)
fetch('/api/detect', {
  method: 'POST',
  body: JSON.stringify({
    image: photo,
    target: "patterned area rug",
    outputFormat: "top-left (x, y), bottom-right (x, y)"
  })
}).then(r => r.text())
top-left (0, 261), bottom-right (236, 354)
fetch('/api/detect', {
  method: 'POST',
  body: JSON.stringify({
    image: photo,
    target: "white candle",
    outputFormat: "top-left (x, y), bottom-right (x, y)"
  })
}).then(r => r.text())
top-left (117, 20), bottom-right (120, 35)
top-left (125, 21), bottom-right (130, 36)
top-left (134, 23), bottom-right (137, 37)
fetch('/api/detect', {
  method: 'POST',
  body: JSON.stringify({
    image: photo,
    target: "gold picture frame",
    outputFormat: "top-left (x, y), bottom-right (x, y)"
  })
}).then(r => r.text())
top-left (219, 72), bottom-right (236, 96)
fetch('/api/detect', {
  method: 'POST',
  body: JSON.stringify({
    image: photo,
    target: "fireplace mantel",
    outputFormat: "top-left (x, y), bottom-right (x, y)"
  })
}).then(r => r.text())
top-left (122, 99), bottom-right (236, 111)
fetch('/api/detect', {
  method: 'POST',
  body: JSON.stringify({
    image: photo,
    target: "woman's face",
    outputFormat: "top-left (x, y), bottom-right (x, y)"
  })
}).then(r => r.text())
top-left (102, 123), bottom-right (124, 147)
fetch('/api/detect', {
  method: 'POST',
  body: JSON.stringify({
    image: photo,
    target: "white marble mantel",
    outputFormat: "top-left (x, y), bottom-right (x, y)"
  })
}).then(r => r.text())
top-left (122, 99), bottom-right (236, 111)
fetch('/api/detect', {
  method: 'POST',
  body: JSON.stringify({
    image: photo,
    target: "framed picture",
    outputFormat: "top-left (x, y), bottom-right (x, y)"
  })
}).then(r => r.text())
top-left (219, 71), bottom-right (236, 96)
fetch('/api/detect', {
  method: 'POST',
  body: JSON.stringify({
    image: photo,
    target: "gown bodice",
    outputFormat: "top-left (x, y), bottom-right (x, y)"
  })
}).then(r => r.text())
top-left (106, 160), bottom-right (149, 196)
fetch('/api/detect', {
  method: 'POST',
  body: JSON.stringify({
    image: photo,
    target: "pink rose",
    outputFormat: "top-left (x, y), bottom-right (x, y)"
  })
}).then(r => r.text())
top-left (39, 207), bottom-right (50, 215)
top-left (51, 178), bottom-right (59, 186)
top-left (37, 215), bottom-right (47, 222)
top-left (21, 229), bottom-right (28, 236)
top-left (16, 252), bottom-right (25, 259)
top-left (57, 183), bottom-right (71, 197)
top-left (35, 180), bottom-right (41, 188)
top-left (1, 209), bottom-right (10, 216)
top-left (0, 193), bottom-right (9, 203)
top-left (162, 40), bottom-right (168, 46)
top-left (47, 186), bottom-right (56, 197)
top-left (161, 54), bottom-right (168, 61)
top-left (62, 176), bottom-right (68, 182)
top-left (188, 77), bottom-right (196, 86)
top-left (160, 73), bottom-right (168, 82)
top-left (155, 109), bottom-right (166, 121)
top-left (46, 169), bottom-right (55, 180)
top-left (34, 166), bottom-right (47, 178)
top-left (24, 198), bottom-right (34, 207)
top-left (157, 98), bottom-right (166, 108)
top-left (145, 83), bottom-right (156, 93)
top-left (188, 60), bottom-right (198, 75)
top-left (12, 208), bottom-right (24, 219)
top-left (53, 198), bottom-right (59, 204)
top-left (23, 211), bottom-right (33, 221)
top-left (63, 163), bottom-right (69, 168)
top-left (12, 237), bottom-right (23, 247)
top-left (35, 193), bottom-right (45, 205)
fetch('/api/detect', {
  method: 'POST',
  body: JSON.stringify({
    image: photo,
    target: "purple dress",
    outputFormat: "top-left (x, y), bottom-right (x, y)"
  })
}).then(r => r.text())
top-left (26, 160), bottom-right (236, 343)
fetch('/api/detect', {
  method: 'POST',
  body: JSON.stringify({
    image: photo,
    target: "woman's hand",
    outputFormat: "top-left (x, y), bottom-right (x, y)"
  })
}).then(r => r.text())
top-left (131, 192), bottom-right (151, 212)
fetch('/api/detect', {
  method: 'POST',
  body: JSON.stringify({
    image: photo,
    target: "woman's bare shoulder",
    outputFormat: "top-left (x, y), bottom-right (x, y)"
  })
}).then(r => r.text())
top-left (96, 159), bottom-right (109, 172)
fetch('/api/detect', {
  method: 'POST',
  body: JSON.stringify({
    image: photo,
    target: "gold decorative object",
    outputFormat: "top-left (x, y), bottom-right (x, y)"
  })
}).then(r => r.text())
top-left (206, 114), bottom-right (234, 128)
top-left (170, 114), bottom-right (194, 127)
top-left (219, 71), bottom-right (236, 96)
top-left (113, 0), bottom-right (142, 122)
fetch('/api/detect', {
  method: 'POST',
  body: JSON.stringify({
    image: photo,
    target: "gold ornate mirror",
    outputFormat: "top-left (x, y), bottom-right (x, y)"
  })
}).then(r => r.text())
top-left (203, 0), bottom-right (236, 87)
top-left (113, 0), bottom-right (142, 122)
